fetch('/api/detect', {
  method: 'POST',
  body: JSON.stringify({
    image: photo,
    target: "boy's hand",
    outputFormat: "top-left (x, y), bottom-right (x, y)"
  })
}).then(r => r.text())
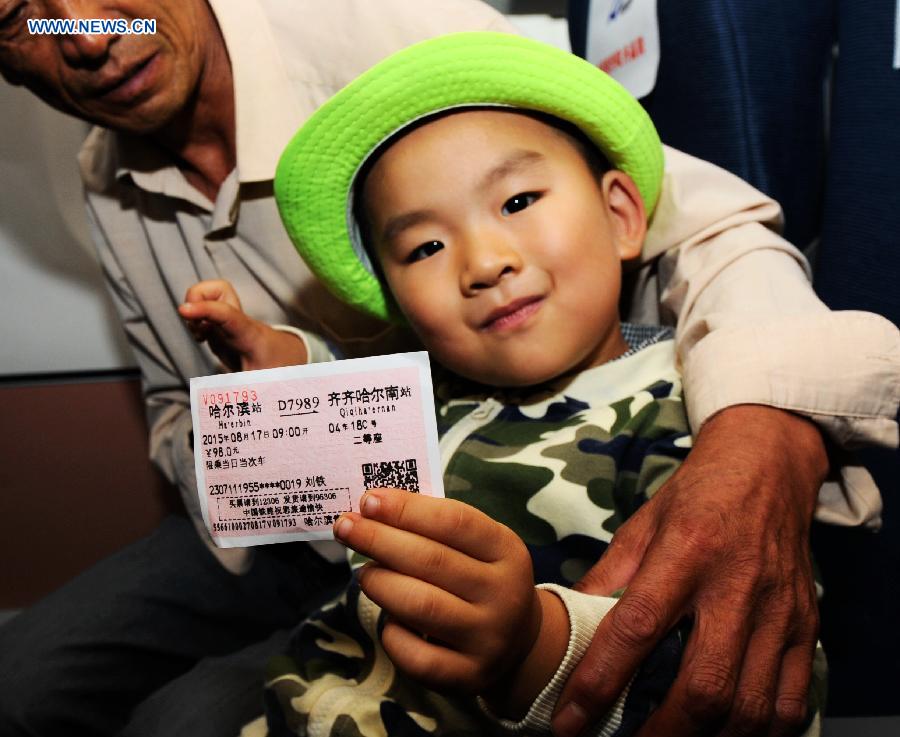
top-left (333, 489), bottom-right (551, 697)
top-left (178, 280), bottom-right (307, 371)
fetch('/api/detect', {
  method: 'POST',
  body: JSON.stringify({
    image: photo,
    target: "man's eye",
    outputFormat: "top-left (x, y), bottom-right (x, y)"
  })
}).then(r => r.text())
top-left (0, 2), bottom-right (28, 32)
top-left (405, 240), bottom-right (444, 263)
top-left (501, 192), bottom-right (540, 216)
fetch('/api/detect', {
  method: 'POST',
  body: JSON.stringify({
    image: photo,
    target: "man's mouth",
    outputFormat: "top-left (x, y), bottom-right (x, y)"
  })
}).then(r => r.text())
top-left (480, 296), bottom-right (544, 332)
top-left (91, 51), bottom-right (158, 103)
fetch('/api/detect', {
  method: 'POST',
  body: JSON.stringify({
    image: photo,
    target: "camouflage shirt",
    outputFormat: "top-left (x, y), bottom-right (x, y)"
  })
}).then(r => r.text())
top-left (249, 328), bottom-right (695, 737)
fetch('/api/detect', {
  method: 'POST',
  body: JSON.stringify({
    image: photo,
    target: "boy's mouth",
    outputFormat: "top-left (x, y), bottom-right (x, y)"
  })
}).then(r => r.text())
top-left (480, 296), bottom-right (544, 332)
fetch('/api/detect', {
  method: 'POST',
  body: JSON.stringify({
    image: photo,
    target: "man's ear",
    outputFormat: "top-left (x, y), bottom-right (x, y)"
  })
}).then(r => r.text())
top-left (600, 170), bottom-right (646, 261)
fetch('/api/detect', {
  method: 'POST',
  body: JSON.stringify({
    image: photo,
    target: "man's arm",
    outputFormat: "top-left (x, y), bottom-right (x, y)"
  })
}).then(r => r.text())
top-left (651, 148), bottom-right (898, 531)
top-left (554, 148), bottom-right (900, 737)
top-left (647, 147), bottom-right (898, 464)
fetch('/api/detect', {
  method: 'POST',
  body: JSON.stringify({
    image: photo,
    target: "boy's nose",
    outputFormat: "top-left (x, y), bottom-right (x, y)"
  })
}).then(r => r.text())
top-left (51, 1), bottom-right (119, 67)
top-left (460, 233), bottom-right (524, 295)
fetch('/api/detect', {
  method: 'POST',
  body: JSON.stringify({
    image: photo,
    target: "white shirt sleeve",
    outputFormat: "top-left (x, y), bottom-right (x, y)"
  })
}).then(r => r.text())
top-left (478, 584), bottom-right (627, 736)
top-left (271, 324), bottom-right (337, 364)
top-left (637, 147), bottom-right (900, 527)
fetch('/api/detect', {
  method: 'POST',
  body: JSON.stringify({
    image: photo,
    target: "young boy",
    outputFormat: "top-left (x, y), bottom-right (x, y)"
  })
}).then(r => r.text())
top-left (182, 33), bottom-right (822, 737)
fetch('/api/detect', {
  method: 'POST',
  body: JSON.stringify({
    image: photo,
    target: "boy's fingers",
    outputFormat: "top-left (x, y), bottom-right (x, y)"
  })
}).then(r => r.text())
top-left (358, 563), bottom-right (474, 643)
top-left (334, 512), bottom-right (487, 596)
top-left (380, 618), bottom-right (487, 693)
top-left (179, 300), bottom-right (249, 340)
top-left (177, 304), bottom-right (209, 340)
top-left (183, 279), bottom-right (242, 308)
top-left (184, 280), bottom-right (225, 303)
top-left (355, 488), bottom-right (514, 562)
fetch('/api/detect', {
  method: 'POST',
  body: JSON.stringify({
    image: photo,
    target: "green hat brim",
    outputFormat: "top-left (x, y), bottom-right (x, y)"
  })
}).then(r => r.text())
top-left (275, 31), bottom-right (663, 323)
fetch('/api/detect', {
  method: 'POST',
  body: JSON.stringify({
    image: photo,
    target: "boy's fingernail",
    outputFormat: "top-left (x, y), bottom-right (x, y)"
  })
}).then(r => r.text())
top-left (361, 493), bottom-right (380, 516)
top-left (334, 516), bottom-right (353, 539)
top-left (551, 702), bottom-right (587, 737)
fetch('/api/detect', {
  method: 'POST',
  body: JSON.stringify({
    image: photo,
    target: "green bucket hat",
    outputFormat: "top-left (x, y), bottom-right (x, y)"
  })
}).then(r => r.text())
top-left (275, 31), bottom-right (663, 322)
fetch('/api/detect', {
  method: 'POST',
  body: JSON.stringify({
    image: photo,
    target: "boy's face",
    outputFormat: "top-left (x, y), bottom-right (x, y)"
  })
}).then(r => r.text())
top-left (363, 110), bottom-right (646, 386)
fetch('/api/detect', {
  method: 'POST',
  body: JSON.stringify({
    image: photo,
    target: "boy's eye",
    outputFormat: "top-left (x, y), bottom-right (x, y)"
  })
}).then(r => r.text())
top-left (501, 192), bottom-right (540, 216)
top-left (405, 240), bottom-right (444, 263)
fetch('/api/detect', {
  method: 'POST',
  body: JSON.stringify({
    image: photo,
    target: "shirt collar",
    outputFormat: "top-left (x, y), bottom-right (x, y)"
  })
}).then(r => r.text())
top-left (436, 326), bottom-right (677, 410)
top-left (210, 0), bottom-right (304, 184)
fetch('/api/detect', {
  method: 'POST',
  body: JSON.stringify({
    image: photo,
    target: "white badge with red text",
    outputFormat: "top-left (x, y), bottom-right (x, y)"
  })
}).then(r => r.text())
top-left (586, 0), bottom-right (660, 99)
top-left (190, 352), bottom-right (443, 548)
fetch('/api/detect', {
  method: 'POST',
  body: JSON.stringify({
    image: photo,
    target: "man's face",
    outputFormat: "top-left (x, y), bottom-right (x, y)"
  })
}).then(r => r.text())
top-left (0, 0), bottom-right (211, 133)
top-left (363, 110), bottom-right (646, 387)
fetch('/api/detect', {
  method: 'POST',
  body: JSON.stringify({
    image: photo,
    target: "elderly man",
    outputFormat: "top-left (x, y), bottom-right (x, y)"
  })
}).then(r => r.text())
top-left (0, 1), bottom-right (896, 736)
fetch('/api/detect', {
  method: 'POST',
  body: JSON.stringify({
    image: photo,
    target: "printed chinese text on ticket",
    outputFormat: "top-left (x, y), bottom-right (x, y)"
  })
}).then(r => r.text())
top-left (190, 352), bottom-right (443, 548)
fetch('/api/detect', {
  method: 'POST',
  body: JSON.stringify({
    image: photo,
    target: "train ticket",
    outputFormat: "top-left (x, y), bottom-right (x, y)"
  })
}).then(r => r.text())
top-left (189, 351), bottom-right (443, 548)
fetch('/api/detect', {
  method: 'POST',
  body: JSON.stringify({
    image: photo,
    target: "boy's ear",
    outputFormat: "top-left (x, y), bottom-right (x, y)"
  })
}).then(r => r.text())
top-left (600, 170), bottom-right (646, 261)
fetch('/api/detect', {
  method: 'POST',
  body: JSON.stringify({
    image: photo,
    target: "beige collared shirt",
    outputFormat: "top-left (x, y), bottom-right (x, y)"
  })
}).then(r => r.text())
top-left (79, 0), bottom-right (899, 572)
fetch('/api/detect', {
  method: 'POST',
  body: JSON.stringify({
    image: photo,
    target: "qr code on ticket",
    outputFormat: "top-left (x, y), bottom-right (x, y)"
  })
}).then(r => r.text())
top-left (362, 458), bottom-right (420, 493)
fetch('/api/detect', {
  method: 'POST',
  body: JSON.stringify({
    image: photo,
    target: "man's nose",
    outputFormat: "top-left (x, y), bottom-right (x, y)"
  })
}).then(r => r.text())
top-left (460, 231), bottom-right (524, 294)
top-left (51, 1), bottom-right (119, 67)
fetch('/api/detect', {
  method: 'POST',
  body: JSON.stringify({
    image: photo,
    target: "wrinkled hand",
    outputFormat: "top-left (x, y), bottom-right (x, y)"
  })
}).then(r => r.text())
top-left (333, 488), bottom-right (543, 695)
top-left (178, 279), bottom-right (307, 371)
top-left (553, 405), bottom-right (828, 737)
